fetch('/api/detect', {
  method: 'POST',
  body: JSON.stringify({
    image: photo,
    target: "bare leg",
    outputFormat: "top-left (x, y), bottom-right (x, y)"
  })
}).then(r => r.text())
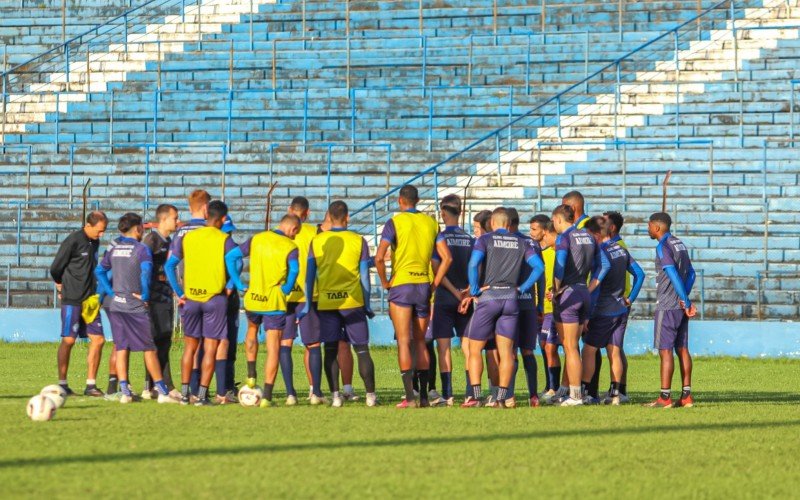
top-left (86, 333), bottom-right (105, 381)
top-left (659, 349), bottom-right (675, 392)
top-left (436, 338), bottom-right (452, 373)
top-left (143, 350), bottom-right (163, 382)
top-left (495, 335), bottom-right (516, 388)
top-left (581, 345), bottom-right (598, 385)
top-left (245, 322), bottom-right (259, 363)
top-left (263, 329), bottom-right (281, 385)
top-left (607, 345), bottom-right (623, 384)
top-left (115, 349), bottom-right (130, 385)
top-left (390, 303), bottom-right (413, 371)
top-left (468, 340), bottom-right (488, 386)
top-left (561, 322), bottom-right (582, 396)
top-left (676, 347), bottom-right (692, 387)
top-left (57, 337), bottom-right (76, 381)
top-left (181, 336), bottom-right (200, 384)
top-left (338, 340), bottom-right (354, 386)
top-left (486, 349), bottom-right (500, 387)
top-left (200, 338), bottom-right (220, 387)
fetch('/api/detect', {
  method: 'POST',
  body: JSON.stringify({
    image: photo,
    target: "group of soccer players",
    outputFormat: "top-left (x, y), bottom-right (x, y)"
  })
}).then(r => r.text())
top-left (50, 185), bottom-right (698, 408)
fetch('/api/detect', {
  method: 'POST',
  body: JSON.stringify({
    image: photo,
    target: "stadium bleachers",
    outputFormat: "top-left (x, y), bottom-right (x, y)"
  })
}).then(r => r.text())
top-left (0, 0), bottom-right (798, 318)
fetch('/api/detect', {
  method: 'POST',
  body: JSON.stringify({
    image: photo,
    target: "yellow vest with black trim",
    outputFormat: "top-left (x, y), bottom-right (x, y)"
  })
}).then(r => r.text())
top-left (390, 211), bottom-right (439, 286)
top-left (183, 226), bottom-right (228, 302)
top-left (244, 231), bottom-right (297, 313)
top-left (542, 246), bottom-right (555, 315)
top-left (576, 215), bottom-right (589, 230)
top-left (287, 222), bottom-right (317, 303)
top-left (311, 229), bottom-right (365, 310)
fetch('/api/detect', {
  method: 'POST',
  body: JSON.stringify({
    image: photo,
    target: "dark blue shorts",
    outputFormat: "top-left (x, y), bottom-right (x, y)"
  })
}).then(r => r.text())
top-left (318, 307), bottom-right (369, 345)
top-left (516, 308), bottom-right (540, 351)
top-left (541, 313), bottom-right (561, 345)
top-left (284, 301), bottom-right (321, 345)
top-left (585, 313), bottom-right (628, 349)
top-left (553, 285), bottom-right (591, 325)
top-left (246, 311), bottom-right (287, 333)
top-left (181, 295), bottom-right (228, 340)
top-left (466, 298), bottom-right (518, 342)
top-left (110, 311), bottom-right (155, 352)
top-left (654, 309), bottom-right (689, 350)
top-left (388, 283), bottom-right (431, 318)
top-left (60, 304), bottom-right (103, 339)
top-left (431, 302), bottom-right (471, 339)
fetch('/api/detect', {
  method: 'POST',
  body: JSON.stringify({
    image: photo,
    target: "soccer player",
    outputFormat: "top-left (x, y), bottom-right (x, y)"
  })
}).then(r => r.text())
top-left (302, 200), bottom-right (377, 407)
top-left (461, 207), bottom-right (543, 407)
top-left (141, 204), bottom-right (180, 400)
top-left (165, 200), bottom-right (236, 406)
top-left (603, 210), bottom-right (632, 402)
top-left (95, 213), bottom-right (178, 404)
top-left (539, 221), bottom-right (563, 404)
top-left (225, 214), bottom-right (300, 407)
top-left (50, 211), bottom-right (108, 397)
top-left (374, 185), bottom-right (452, 408)
top-left (280, 196), bottom-right (323, 406)
top-left (528, 215), bottom-right (554, 394)
top-left (647, 212), bottom-right (697, 408)
top-left (562, 190), bottom-right (589, 229)
top-left (170, 189), bottom-right (211, 395)
top-left (581, 217), bottom-right (645, 405)
top-left (430, 194), bottom-right (473, 407)
top-left (551, 204), bottom-right (597, 406)
top-left (507, 208), bottom-right (545, 408)
top-left (221, 215), bottom-right (241, 403)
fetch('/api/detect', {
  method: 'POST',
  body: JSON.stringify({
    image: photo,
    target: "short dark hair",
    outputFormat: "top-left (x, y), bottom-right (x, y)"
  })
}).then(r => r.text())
top-left (529, 214), bottom-right (550, 227)
top-left (545, 221), bottom-right (556, 234)
top-left (290, 196), bottom-right (310, 212)
top-left (583, 215), bottom-right (606, 235)
top-left (207, 200), bottom-right (228, 222)
top-left (399, 185), bottom-right (419, 204)
top-left (86, 210), bottom-right (108, 226)
top-left (562, 190), bottom-right (585, 207)
top-left (473, 209), bottom-right (492, 233)
top-left (118, 212), bottom-right (142, 233)
top-left (155, 204), bottom-right (177, 220)
top-left (506, 207), bottom-right (520, 227)
top-left (603, 211), bottom-right (624, 233)
top-left (552, 204), bottom-right (575, 223)
top-left (649, 212), bottom-right (672, 229)
top-left (440, 194), bottom-right (461, 216)
top-left (328, 200), bottom-right (348, 222)
top-left (280, 213), bottom-right (302, 228)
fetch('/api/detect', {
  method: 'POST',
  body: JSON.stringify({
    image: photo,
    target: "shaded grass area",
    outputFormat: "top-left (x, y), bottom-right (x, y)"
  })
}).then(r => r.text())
top-left (1, 342), bottom-right (798, 498)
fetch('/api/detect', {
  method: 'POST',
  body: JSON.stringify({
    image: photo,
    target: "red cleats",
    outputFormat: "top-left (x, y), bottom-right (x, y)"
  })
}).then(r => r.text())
top-left (645, 396), bottom-right (674, 408)
top-left (396, 399), bottom-right (418, 409)
top-left (460, 397), bottom-right (482, 408)
top-left (676, 394), bottom-right (695, 408)
top-left (529, 395), bottom-right (540, 407)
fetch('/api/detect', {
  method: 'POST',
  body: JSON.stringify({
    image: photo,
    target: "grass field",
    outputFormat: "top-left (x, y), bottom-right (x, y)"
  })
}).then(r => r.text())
top-left (1, 342), bottom-right (799, 498)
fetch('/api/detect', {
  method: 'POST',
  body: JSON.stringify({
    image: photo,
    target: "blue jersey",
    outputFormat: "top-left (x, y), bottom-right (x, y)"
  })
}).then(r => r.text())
top-left (555, 225), bottom-right (596, 287)
top-left (97, 236), bottom-right (152, 314)
top-left (515, 232), bottom-right (543, 311)
top-left (432, 226), bottom-right (473, 307)
top-left (473, 230), bottom-right (537, 301)
top-left (655, 233), bottom-right (693, 311)
top-left (593, 241), bottom-right (635, 317)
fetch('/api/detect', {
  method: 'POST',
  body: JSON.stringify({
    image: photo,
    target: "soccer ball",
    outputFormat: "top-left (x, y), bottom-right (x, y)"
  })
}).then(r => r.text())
top-left (238, 386), bottom-right (263, 407)
top-left (40, 385), bottom-right (67, 408)
top-left (27, 395), bottom-right (56, 422)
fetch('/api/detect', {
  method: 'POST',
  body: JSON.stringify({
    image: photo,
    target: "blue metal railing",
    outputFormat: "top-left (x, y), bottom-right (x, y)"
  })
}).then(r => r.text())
top-left (349, 0), bottom-right (776, 235)
top-left (0, 145), bottom-right (33, 201)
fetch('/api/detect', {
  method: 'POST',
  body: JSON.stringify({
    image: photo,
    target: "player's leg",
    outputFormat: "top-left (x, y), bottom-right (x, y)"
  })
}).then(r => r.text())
top-left (323, 341), bottom-right (341, 402)
top-left (606, 344), bottom-right (624, 404)
top-left (280, 303), bottom-right (300, 405)
top-left (485, 344), bottom-right (500, 403)
top-left (388, 301), bottom-right (416, 405)
top-left (587, 349), bottom-right (602, 404)
top-left (649, 310), bottom-right (678, 407)
top-left (620, 347), bottom-right (629, 397)
top-left (580, 344), bottom-right (598, 400)
top-left (461, 337), bottom-right (471, 399)
top-left (675, 316), bottom-right (693, 407)
top-left (299, 302), bottom-right (325, 402)
top-left (560, 321), bottom-right (583, 405)
top-left (412, 313), bottom-right (431, 406)
top-left (339, 339), bottom-right (357, 400)
top-left (516, 308), bottom-right (539, 406)
top-left (261, 328), bottom-right (282, 406)
top-left (495, 334), bottom-right (516, 406)
top-left (244, 314), bottom-right (261, 387)
top-left (344, 308), bottom-right (377, 406)
top-left (224, 294), bottom-right (240, 397)
top-left (84, 333), bottom-right (105, 396)
top-left (435, 338), bottom-right (452, 405)
top-left (196, 337), bottom-right (219, 404)
top-left (426, 339), bottom-right (439, 401)
top-left (115, 347), bottom-right (132, 402)
top-left (57, 305), bottom-right (79, 393)
top-left (462, 299), bottom-right (497, 407)
top-left (429, 304), bottom-right (452, 406)
top-left (464, 338), bottom-right (488, 407)
top-left (180, 335), bottom-right (200, 403)
top-left (304, 347), bottom-right (312, 398)
top-left (106, 346), bottom-right (119, 395)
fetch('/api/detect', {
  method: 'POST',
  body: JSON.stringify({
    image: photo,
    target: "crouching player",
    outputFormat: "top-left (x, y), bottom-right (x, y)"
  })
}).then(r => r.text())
top-left (95, 213), bottom-right (178, 404)
top-left (647, 212), bottom-right (697, 408)
top-left (582, 217), bottom-right (644, 405)
top-left (166, 201), bottom-right (236, 406)
top-left (302, 201), bottom-right (377, 407)
top-left (226, 214), bottom-right (300, 407)
top-left (461, 208), bottom-right (544, 408)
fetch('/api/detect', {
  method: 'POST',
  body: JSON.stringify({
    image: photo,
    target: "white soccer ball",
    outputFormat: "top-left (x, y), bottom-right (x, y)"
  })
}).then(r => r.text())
top-left (40, 385), bottom-right (67, 408)
top-left (238, 386), bottom-right (263, 407)
top-left (27, 395), bottom-right (56, 422)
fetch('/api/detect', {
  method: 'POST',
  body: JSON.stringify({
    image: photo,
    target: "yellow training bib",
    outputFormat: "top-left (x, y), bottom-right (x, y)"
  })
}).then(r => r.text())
top-left (184, 226), bottom-right (228, 302)
top-left (245, 231), bottom-right (297, 313)
top-left (287, 222), bottom-right (317, 303)
top-left (389, 211), bottom-right (439, 286)
top-left (311, 229), bottom-right (366, 310)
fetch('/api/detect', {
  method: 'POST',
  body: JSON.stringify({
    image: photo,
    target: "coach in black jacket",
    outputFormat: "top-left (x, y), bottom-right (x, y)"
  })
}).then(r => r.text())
top-left (50, 211), bottom-right (108, 397)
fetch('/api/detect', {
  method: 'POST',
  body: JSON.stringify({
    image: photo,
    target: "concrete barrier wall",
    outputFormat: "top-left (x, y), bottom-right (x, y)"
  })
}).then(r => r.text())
top-left (1, 309), bottom-right (798, 358)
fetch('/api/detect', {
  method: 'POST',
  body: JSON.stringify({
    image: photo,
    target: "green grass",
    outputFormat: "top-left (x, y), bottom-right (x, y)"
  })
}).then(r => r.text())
top-left (1, 342), bottom-right (799, 498)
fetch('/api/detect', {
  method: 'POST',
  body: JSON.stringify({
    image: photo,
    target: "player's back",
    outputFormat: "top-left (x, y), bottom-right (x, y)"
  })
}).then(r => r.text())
top-left (434, 226), bottom-right (473, 305)
top-left (515, 233), bottom-right (542, 309)
top-left (477, 230), bottom-right (528, 300)
top-left (312, 229), bottom-right (367, 309)
top-left (593, 241), bottom-right (632, 317)
top-left (288, 222), bottom-right (317, 303)
top-left (106, 237), bottom-right (150, 314)
top-left (388, 210), bottom-right (439, 284)
top-left (655, 233), bottom-right (692, 311)
top-left (558, 226), bottom-right (596, 286)
top-left (183, 226), bottom-right (229, 302)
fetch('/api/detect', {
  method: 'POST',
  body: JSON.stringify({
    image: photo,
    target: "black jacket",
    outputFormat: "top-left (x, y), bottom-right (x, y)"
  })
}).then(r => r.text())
top-left (49, 229), bottom-right (100, 306)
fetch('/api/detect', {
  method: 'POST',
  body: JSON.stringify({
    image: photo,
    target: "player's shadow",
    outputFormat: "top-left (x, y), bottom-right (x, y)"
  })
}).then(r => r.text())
top-left (680, 391), bottom-right (799, 404)
top-left (0, 395), bottom-right (34, 400)
top-left (3, 418), bottom-right (800, 469)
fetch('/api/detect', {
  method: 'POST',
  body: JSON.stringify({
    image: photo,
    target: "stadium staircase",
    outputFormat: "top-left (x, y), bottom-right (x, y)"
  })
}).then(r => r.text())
top-left (0, 0), bottom-right (797, 320)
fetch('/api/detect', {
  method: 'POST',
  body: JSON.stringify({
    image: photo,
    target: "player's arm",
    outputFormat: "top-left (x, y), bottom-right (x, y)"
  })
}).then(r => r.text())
top-left (298, 252), bottom-right (317, 321)
top-left (358, 239), bottom-right (374, 318)
top-left (49, 236), bottom-right (73, 288)
top-left (224, 238), bottom-right (250, 292)
top-left (282, 249), bottom-right (300, 296)
top-left (93, 253), bottom-right (114, 299)
top-left (431, 238), bottom-right (452, 289)
top-left (375, 219), bottom-right (395, 289)
top-left (164, 244), bottom-right (184, 300)
top-left (136, 247), bottom-right (153, 304)
top-left (519, 253), bottom-right (544, 295)
top-left (658, 242), bottom-right (692, 310)
top-left (431, 238), bottom-right (461, 300)
top-left (467, 250), bottom-right (485, 297)
top-left (685, 260), bottom-right (696, 296)
top-left (553, 250), bottom-right (567, 296)
top-left (588, 247), bottom-right (610, 295)
top-left (626, 258), bottom-right (645, 306)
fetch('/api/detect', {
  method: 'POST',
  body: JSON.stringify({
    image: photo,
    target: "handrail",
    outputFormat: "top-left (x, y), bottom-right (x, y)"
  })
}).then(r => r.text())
top-left (0, 0), bottom-right (173, 79)
top-left (350, 0), bottom-right (736, 217)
